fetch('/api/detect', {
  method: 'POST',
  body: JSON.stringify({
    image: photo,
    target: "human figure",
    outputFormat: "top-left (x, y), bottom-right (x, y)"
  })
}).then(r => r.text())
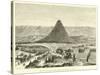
top-left (73, 53), bottom-right (76, 62)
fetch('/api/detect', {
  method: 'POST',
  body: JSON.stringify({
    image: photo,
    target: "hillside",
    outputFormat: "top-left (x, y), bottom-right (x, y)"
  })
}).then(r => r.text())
top-left (15, 26), bottom-right (96, 43)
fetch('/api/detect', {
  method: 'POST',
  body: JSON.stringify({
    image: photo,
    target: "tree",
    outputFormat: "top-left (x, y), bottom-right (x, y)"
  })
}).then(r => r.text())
top-left (56, 48), bottom-right (63, 55)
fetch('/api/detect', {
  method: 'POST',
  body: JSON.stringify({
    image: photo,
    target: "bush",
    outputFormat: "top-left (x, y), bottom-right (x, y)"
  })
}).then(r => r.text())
top-left (56, 48), bottom-right (64, 55)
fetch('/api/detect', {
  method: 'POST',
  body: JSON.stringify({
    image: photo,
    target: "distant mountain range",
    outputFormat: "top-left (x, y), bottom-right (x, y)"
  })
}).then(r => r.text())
top-left (15, 26), bottom-right (96, 43)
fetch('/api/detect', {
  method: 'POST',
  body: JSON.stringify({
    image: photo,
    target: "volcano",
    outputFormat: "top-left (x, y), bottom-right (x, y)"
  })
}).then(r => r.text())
top-left (35, 20), bottom-right (73, 43)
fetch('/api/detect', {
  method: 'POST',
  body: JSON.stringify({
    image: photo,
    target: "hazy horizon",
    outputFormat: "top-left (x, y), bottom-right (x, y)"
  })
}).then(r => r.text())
top-left (15, 25), bottom-right (96, 28)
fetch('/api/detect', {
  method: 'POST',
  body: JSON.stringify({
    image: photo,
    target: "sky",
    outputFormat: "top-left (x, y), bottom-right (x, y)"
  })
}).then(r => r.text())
top-left (15, 3), bottom-right (96, 27)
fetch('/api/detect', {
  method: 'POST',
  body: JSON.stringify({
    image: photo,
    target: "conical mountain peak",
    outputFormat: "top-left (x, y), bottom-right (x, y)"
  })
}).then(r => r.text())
top-left (56, 20), bottom-right (63, 26)
top-left (36, 20), bottom-right (73, 43)
top-left (57, 20), bottom-right (61, 23)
